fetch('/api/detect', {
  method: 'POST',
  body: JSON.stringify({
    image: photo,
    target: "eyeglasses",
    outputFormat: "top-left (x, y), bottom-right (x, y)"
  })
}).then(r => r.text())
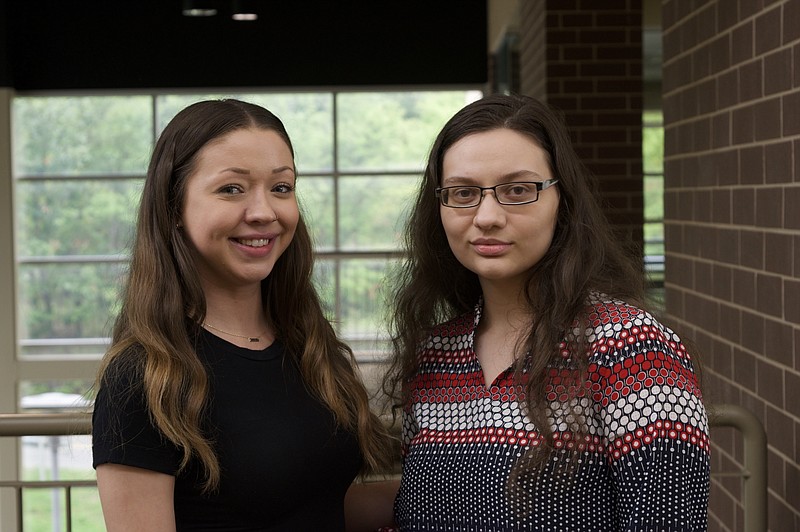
top-left (435, 179), bottom-right (559, 208)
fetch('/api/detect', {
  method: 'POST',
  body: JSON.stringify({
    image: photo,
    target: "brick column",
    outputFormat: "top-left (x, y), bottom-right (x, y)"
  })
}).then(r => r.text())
top-left (520, 0), bottom-right (644, 246)
top-left (662, 0), bottom-right (800, 529)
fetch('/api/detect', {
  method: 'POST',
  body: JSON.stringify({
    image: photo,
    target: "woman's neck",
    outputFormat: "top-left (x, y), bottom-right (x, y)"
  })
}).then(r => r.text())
top-left (202, 286), bottom-right (271, 341)
top-left (474, 281), bottom-right (532, 385)
top-left (479, 278), bottom-right (531, 331)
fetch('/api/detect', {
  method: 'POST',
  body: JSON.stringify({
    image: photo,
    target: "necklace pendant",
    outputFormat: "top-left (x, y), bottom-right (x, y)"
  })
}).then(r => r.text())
top-left (248, 337), bottom-right (260, 343)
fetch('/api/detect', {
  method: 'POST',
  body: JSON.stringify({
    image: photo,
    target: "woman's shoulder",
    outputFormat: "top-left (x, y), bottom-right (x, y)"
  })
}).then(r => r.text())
top-left (94, 343), bottom-right (149, 428)
top-left (585, 295), bottom-right (648, 325)
top-left (99, 342), bottom-right (146, 387)
top-left (582, 294), bottom-right (688, 361)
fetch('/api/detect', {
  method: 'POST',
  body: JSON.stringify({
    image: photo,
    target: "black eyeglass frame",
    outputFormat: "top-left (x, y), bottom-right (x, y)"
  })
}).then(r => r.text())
top-left (434, 179), bottom-right (559, 208)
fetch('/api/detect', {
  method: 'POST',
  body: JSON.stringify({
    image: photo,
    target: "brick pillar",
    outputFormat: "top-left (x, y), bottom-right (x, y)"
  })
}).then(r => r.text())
top-left (520, 0), bottom-right (644, 247)
top-left (662, 0), bottom-right (800, 529)
top-left (518, 0), bottom-right (547, 99)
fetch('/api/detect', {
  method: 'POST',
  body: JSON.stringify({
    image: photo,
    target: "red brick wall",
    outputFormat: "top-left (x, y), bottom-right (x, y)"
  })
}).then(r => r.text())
top-left (662, 0), bottom-right (799, 529)
top-left (521, 0), bottom-right (645, 245)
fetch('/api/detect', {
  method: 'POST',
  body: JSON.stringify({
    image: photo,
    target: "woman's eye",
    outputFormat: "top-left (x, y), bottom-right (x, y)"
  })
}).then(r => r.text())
top-left (453, 188), bottom-right (477, 199)
top-left (218, 184), bottom-right (244, 195)
top-left (272, 183), bottom-right (295, 195)
top-left (501, 183), bottom-right (535, 199)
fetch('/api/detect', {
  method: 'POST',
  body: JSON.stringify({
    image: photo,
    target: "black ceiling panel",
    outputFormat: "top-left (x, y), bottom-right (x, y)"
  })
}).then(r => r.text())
top-left (1, 0), bottom-right (488, 90)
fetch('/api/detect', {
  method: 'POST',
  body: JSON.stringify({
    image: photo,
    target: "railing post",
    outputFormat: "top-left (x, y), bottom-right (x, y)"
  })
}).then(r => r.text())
top-left (709, 403), bottom-right (768, 532)
top-left (65, 486), bottom-right (73, 532)
top-left (16, 486), bottom-right (23, 532)
top-left (0, 413), bottom-right (94, 531)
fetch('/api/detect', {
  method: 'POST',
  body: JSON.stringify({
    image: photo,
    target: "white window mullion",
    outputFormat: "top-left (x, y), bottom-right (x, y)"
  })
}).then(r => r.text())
top-left (0, 86), bottom-right (22, 532)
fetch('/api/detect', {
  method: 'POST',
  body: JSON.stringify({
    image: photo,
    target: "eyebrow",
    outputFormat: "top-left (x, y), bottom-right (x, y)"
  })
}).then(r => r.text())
top-left (272, 166), bottom-right (296, 175)
top-left (441, 169), bottom-right (543, 185)
top-left (220, 166), bottom-right (296, 176)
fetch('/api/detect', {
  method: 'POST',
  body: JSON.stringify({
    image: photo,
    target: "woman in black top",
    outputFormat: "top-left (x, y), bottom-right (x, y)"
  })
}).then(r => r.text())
top-left (92, 99), bottom-right (394, 531)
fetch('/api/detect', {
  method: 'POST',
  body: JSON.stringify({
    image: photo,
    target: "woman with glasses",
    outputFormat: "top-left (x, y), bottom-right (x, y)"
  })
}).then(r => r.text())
top-left (92, 99), bottom-right (395, 531)
top-left (383, 94), bottom-right (710, 531)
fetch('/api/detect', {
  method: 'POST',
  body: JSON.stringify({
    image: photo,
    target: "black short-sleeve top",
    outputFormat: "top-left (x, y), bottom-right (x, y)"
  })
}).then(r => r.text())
top-left (92, 330), bottom-right (362, 531)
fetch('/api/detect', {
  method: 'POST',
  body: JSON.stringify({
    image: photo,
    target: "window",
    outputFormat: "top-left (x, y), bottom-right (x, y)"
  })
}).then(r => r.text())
top-left (643, 21), bottom-right (664, 307)
top-left (11, 89), bottom-right (480, 384)
top-left (643, 110), bottom-right (664, 304)
top-left (6, 88), bottom-right (479, 528)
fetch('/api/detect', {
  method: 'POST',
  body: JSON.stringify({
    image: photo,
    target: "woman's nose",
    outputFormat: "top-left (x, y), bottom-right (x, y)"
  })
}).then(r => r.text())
top-left (245, 189), bottom-right (278, 224)
top-left (472, 190), bottom-right (506, 228)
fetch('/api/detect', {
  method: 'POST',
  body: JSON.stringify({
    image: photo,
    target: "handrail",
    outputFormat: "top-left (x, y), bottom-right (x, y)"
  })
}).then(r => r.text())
top-left (0, 406), bottom-right (768, 531)
top-left (0, 413), bottom-right (94, 532)
top-left (708, 403), bottom-right (767, 532)
top-left (0, 413), bottom-right (92, 437)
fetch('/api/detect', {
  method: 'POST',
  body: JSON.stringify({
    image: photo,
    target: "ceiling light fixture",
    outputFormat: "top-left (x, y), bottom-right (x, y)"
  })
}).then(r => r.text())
top-left (231, 0), bottom-right (258, 21)
top-left (182, 0), bottom-right (218, 17)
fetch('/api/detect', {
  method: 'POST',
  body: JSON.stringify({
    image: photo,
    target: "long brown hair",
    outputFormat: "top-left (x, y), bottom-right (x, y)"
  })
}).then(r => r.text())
top-left (384, 94), bottom-right (646, 492)
top-left (97, 99), bottom-right (393, 492)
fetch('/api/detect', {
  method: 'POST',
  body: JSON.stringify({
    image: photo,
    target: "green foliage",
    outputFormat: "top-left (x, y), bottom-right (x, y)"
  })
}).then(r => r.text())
top-left (296, 176), bottom-right (335, 249)
top-left (338, 176), bottom-right (419, 249)
top-left (339, 258), bottom-right (396, 335)
top-left (15, 180), bottom-right (141, 257)
top-left (155, 93), bottom-right (335, 171)
top-left (642, 111), bottom-right (664, 224)
top-left (642, 111), bottom-right (664, 288)
top-left (13, 91), bottom-right (474, 353)
top-left (20, 481), bottom-right (102, 532)
top-left (17, 262), bottom-right (127, 342)
top-left (337, 91), bottom-right (472, 171)
top-left (20, 380), bottom-right (94, 398)
top-left (13, 96), bottom-right (152, 176)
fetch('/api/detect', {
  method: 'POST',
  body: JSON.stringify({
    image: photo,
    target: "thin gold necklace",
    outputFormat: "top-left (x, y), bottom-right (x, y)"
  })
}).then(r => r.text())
top-left (203, 322), bottom-right (263, 343)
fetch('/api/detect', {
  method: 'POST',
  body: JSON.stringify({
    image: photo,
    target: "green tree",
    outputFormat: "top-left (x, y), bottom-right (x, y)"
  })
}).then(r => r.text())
top-left (12, 91), bottom-right (478, 352)
top-left (14, 97), bottom-right (150, 345)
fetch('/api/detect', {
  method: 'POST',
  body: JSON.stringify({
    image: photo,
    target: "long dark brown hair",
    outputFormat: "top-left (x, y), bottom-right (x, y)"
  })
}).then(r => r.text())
top-left (384, 94), bottom-right (647, 494)
top-left (97, 99), bottom-right (393, 492)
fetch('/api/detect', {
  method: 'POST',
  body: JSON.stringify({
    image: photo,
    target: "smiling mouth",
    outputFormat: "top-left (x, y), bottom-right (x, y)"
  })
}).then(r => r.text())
top-left (236, 238), bottom-right (271, 248)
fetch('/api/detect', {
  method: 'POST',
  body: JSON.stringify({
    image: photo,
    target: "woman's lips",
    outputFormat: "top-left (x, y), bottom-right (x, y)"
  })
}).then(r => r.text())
top-left (471, 239), bottom-right (511, 256)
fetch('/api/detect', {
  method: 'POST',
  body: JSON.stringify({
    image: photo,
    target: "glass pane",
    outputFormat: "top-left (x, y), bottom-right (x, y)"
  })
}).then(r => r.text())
top-left (337, 91), bottom-right (481, 172)
top-left (19, 378), bottom-right (99, 532)
top-left (17, 263), bottom-right (127, 352)
top-left (643, 174), bottom-right (664, 223)
top-left (642, 112), bottom-right (663, 175)
top-left (644, 221), bottom-right (664, 257)
top-left (644, 221), bottom-right (664, 288)
top-left (642, 111), bottom-right (664, 298)
top-left (242, 93), bottom-right (333, 173)
top-left (312, 258), bottom-right (394, 359)
top-left (338, 175), bottom-right (419, 250)
top-left (339, 258), bottom-right (396, 357)
top-left (19, 379), bottom-right (94, 408)
top-left (296, 176), bottom-right (334, 250)
top-left (15, 179), bottom-right (142, 258)
top-left (21, 486), bottom-right (102, 532)
top-left (12, 96), bottom-right (153, 176)
top-left (312, 258), bottom-right (336, 322)
top-left (155, 93), bottom-right (334, 172)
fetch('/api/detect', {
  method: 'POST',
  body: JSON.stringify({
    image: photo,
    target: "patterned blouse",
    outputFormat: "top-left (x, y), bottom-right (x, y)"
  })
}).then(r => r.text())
top-left (394, 297), bottom-right (710, 531)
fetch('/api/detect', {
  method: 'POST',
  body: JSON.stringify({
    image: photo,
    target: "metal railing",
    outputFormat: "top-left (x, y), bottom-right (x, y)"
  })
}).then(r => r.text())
top-left (0, 404), bottom-right (767, 531)
top-left (0, 413), bottom-right (94, 532)
top-left (707, 403), bottom-right (768, 532)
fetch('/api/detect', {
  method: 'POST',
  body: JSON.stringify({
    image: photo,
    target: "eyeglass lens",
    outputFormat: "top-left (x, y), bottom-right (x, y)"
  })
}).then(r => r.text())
top-left (441, 182), bottom-right (540, 207)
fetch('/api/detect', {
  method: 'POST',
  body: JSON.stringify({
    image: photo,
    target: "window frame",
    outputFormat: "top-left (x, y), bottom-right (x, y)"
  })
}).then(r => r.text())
top-left (4, 87), bottom-right (482, 401)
